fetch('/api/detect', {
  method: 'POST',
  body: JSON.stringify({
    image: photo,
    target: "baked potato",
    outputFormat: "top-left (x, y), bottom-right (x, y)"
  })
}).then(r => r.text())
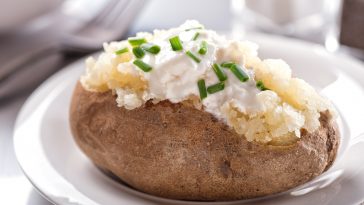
top-left (69, 20), bottom-right (340, 201)
top-left (70, 82), bottom-right (338, 200)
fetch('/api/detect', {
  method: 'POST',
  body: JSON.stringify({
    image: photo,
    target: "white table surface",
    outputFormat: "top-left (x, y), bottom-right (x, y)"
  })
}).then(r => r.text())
top-left (0, 96), bottom-right (52, 204)
top-left (0, 0), bottom-right (230, 204)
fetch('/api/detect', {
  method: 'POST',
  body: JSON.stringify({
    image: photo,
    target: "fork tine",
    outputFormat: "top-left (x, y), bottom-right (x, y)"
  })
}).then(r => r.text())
top-left (98, 0), bottom-right (129, 28)
top-left (86, 0), bottom-right (120, 26)
top-left (63, 0), bottom-right (147, 51)
top-left (104, 0), bottom-right (146, 29)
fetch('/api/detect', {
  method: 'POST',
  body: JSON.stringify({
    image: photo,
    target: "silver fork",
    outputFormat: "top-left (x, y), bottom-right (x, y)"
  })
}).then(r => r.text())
top-left (0, 0), bottom-right (145, 101)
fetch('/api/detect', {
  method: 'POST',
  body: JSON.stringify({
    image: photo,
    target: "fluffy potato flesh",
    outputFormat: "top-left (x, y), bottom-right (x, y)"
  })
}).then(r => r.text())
top-left (70, 82), bottom-right (339, 201)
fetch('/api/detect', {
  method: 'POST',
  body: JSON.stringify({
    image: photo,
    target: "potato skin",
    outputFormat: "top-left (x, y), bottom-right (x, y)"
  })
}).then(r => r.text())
top-left (70, 82), bottom-right (339, 201)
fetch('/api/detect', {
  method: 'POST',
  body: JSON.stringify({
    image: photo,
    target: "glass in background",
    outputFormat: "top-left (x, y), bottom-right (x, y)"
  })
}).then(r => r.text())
top-left (340, 0), bottom-right (364, 60)
top-left (231, 0), bottom-right (342, 52)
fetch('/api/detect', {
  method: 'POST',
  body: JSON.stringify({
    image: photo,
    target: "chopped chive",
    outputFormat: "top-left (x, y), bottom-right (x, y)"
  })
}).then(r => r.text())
top-left (132, 47), bottom-right (145, 58)
top-left (198, 41), bottom-right (207, 55)
top-left (256, 80), bottom-right (269, 91)
top-left (169, 36), bottom-right (183, 51)
top-left (133, 59), bottom-right (152, 72)
top-left (185, 26), bottom-right (203, 31)
top-left (128, 37), bottom-right (147, 47)
top-left (221, 61), bottom-right (235, 68)
top-left (207, 82), bottom-right (225, 94)
top-left (185, 51), bottom-right (201, 63)
top-left (141, 43), bottom-right (161, 54)
top-left (197, 79), bottom-right (207, 100)
top-left (230, 64), bottom-right (249, 82)
top-left (115, 47), bottom-right (129, 55)
top-left (192, 32), bottom-right (200, 41)
top-left (212, 63), bottom-right (227, 81)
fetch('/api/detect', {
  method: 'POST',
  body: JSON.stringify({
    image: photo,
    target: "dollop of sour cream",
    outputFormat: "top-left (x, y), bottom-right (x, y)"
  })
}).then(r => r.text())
top-left (81, 20), bottom-right (335, 145)
top-left (136, 21), bottom-right (262, 118)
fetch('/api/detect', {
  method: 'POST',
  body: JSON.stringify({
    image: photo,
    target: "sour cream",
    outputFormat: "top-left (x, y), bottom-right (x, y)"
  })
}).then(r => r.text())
top-left (131, 20), bottom-right (262, 118)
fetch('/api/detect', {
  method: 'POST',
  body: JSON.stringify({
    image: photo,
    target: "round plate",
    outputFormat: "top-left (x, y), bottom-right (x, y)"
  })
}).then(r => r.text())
top-left (14, 33), bottom-right (364, 205)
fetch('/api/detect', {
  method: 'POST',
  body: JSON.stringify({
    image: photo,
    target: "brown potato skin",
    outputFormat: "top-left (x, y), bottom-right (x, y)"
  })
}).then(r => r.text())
top-left (70, 82), bottom-right (339, 201)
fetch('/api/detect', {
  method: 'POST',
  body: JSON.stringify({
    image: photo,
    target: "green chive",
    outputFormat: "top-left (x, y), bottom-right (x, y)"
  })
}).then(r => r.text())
top-left (192, 32), bottom-right (200, 41)
top-left (169, 36), bottom-right (183, 51)
top-left (207, 82), bottom-right (225, 94)
top-left (212, 63), bottom-right (227, 81)
top-left (197, 79), bottom-right (207, 100)
top-left (115, 47), bottom-right (129, 55)
top-left (141, 43), bottom-right (160, 54)
top-left (185, 26), bottom-right (203, 31)
top-left (230, 64), bottom-right (249, 82)
top-left (132, 47), bottom-right (145, 58)
top-left (198, 41), bottom-right (207, 55)
top-left (256, 80), bottom-right (269, 91)
top-left (185, 51), bottom-right (201, 63)
top-left (133, 59), bottom-right (152, 72)
top-left (221, 61), bottom-right (235, 68)
top-left (128, 37), bottom-right (147, 47)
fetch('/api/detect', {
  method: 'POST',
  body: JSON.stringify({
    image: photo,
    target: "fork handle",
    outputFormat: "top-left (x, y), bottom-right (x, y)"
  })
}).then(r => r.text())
top-left (0, 43), bottom-right (58, 83)
top-left (0, 44), bottom-right (61, 102)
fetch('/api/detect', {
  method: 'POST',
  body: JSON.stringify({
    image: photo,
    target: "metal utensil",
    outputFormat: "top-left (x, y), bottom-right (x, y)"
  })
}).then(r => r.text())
top-left (0, 0), bottom-right (145, 102)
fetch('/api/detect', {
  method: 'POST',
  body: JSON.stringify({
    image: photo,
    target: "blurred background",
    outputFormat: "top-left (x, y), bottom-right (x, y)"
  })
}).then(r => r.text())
top-left (0, 0), bottom-right (363, 204)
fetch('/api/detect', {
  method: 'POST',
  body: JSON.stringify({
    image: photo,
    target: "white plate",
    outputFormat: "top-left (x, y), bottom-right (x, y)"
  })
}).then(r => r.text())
top-left (14, 33), bottom-right (364, 205)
